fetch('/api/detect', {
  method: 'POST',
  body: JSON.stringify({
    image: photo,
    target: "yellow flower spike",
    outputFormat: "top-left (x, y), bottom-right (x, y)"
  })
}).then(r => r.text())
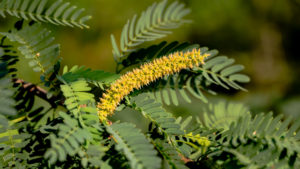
top-left (97, 49), bottom-right (210, 123)
top-left (186, 132), bottom-right (211, 147)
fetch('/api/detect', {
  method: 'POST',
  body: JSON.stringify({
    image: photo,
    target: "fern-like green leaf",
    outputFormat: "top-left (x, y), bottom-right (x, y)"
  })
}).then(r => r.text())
top-left (0, 122), bottom-right (31, 168)
top-left (216, 112), bottom-right (296, 150)
top-left (111, 0), bottom-right (191, 61)
top-left (154, 140), bottom-right (189, 169)
top-left (60, 76), bottom-right (107, 152)
top-left (154, 74), bottom-right (209, 105)
top-left (82, 145), bottom-right (108, 168)
top-left (0, 78), bottom-right (16, 116)
top-left (60, 80), bottom-right (96, 119)
top-left (61, 65), bottom-right (120, 84)
top-left (202, 103), bottom-right (300, 167)
top-left (227, 112), bottom-right (300, 155)
top-left (1, 22), bottom-right (60, 75)
top-left (174, 116), bottom-right (213, 160)
top-left (195, 49), bottom-right (250, 91)
top-left (223, 145), bottom-right (284, 169)
top-left (106, 122), bottom-right (161, 169)
top-left (44, 112), bottom-right (92, 164)
top-left (0, 75), bottom-right (31, 168)
top-left (0, 42), bottom-right (18, 77)
top-left (202, 101), bottom-right (250, 130)
top-left (0, 0), bottom-right (91, 28)
top-left (131, 93), bottom-right (184, 135)
top-left (0, 74), bottom-right (30, 167)
top-left (222, 141), bottom-right (299, 169)
top-left (0, 47), bottom-right (32, 168)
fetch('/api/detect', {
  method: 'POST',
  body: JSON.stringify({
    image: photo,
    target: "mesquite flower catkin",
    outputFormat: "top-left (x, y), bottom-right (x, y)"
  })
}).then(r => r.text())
top-left (97, 49), bottom-right (209, 122)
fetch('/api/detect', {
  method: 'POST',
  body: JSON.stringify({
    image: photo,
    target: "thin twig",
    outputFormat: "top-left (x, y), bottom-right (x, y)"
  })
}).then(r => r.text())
top-left (12, 78), bottom-right (63, 108)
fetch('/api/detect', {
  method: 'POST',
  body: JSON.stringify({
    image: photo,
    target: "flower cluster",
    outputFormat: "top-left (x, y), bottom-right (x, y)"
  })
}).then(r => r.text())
top-left (185, 132), bottom-right (211, 147)
top-left (97, 49), bottom-right (210, 122)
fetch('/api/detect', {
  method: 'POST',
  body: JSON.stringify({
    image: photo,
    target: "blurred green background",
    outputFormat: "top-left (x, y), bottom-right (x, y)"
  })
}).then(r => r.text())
top-left (1, 0), bottom-right (300, 124)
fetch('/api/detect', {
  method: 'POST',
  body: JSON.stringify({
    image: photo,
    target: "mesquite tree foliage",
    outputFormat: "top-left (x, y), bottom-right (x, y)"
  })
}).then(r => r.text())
top-left (0, 0), bottom-right (299, 168)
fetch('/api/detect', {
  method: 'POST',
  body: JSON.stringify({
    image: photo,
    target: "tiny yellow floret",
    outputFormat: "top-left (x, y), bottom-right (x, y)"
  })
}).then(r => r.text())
top-left (97, 49), bottom-right (210, 123)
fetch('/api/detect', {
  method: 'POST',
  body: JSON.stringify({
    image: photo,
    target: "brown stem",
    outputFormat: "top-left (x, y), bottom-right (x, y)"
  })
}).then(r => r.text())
top-left (12, 78), bottom-right (63, 108)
